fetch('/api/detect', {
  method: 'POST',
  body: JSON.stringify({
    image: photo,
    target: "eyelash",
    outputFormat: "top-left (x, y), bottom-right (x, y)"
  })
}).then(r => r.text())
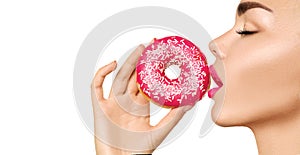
top-left (236, 30), bottom-right (258, 36)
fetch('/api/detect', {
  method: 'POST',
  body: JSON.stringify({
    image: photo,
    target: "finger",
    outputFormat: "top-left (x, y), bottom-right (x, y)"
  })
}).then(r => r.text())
top-left (128, 39), bottom-right (153, 96)
top-left (127, 70), bottom-right (139, 95)
top-left (112, 44), bottom-right (145, 95)
top-left (136, 92), bottom-right (150, 105)
top-left (150, 38), bottom-right (156, 44)
top-left (91, 61), bottom-right (117, 101)
top-left (143, 38), bottom-right (155, 47)
top-left (151, 106), bottom-right (192, 140)
top-left (113, 94), bottom-right (150, 117)
top-left (127, 39), bottom-right (154, 96)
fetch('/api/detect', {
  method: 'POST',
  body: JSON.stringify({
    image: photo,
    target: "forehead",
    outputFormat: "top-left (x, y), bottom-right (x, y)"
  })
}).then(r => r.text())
top-left (239, 0), bottom-right (299, 10)
top-left (238, 0), bottom-right (300, 19)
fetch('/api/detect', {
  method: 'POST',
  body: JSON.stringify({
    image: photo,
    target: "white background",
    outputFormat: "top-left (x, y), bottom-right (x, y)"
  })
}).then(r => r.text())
top-left (0, 0), bottom-right (258, 154)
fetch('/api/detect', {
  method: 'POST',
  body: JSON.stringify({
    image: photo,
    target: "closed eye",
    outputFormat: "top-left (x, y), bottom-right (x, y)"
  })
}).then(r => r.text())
top-left (236, 30), bottom-right (258, 36)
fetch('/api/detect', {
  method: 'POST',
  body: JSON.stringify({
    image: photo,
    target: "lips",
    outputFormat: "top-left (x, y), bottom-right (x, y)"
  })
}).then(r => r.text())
top-left (208, 65), bottom-right (223, 98)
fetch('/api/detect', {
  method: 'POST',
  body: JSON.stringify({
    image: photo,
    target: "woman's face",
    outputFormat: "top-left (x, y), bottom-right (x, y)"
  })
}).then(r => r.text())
top-left (210, 0), bottom-right (300, 126)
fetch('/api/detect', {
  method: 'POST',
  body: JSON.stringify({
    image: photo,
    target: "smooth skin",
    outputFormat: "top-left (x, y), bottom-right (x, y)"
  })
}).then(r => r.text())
top-left (91, 45), bottom-right (192, 154)
top-left (91, 0), bottom-right (300, 154)
top-left (210, 0), bottom-right (300, 154)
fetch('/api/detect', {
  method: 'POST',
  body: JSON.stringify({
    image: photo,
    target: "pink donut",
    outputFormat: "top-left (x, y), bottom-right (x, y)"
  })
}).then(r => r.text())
top-left (136, 36), bottom-right (210, 108)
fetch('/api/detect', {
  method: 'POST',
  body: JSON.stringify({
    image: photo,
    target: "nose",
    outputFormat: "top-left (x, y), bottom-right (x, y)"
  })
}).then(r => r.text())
top-left (209, 41), bottom-right (218, 58)
top-left (209, 35), bottom-right (227, 60)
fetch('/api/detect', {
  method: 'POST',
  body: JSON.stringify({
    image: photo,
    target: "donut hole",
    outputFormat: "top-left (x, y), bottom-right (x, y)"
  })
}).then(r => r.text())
top-left (164, 64), bottom-right (181, 80)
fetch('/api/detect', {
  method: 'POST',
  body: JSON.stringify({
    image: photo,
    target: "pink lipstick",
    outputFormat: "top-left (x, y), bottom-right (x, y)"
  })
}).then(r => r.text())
top-left (208, 65), bottom-right (223, 98)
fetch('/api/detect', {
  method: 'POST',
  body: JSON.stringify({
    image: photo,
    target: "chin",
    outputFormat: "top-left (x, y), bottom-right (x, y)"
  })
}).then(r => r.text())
top-left (211, 99), bottom-right (248, 127)
top-left (212, 107), bottom-right (258, 128)
top-left (210, 86), bottom-right (250, 127)
top-left (210, 88), bottom-right (236, 127)
top-left (212, 113), bottom-right (237, 127)
top-left (212, 110), bottom-right (246, 127)
top-left (211, 106), bottom-right (233, 127)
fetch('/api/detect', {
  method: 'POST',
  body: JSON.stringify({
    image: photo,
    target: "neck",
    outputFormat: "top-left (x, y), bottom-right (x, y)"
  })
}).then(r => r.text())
top-left (248, 111), bottom-right (300, 155)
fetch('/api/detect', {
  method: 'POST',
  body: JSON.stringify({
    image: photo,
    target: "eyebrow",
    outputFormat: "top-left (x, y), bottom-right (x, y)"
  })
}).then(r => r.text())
top-left (237, 1), bottom-right (273, 16)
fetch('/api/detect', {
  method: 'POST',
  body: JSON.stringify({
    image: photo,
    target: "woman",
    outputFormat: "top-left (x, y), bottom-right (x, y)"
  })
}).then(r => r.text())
top-left (91, 0), bottom-right (300, 154)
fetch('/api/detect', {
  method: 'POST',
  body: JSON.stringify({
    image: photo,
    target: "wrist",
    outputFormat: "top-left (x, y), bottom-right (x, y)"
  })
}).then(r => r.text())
top-left (95, 137), bottom-right (153, 155)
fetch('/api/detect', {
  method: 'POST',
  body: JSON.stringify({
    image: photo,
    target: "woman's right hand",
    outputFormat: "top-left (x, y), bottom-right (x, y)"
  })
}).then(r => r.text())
top-left (91, 44), bottom-right (192, 155)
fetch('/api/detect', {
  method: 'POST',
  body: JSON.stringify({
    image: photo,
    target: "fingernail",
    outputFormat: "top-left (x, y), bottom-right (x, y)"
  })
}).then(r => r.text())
top-left (138, 44), bottom-right (145, 51)
top-left (150, 38), bottom-right (156, 44)
top-left (111, 60), bottom-right (117, 68)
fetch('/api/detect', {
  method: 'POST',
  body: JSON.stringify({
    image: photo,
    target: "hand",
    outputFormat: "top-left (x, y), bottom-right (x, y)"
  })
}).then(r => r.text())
top-left (91, 44), bottom-right (192, 155)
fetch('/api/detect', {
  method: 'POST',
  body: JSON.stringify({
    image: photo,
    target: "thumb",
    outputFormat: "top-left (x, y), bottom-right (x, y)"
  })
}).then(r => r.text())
top-left (151, 105), bottom-right (193, 143)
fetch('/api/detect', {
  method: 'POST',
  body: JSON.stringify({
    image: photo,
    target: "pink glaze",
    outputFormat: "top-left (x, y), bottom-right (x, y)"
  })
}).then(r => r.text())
top-left (136, 36), bottom-right (210, 108)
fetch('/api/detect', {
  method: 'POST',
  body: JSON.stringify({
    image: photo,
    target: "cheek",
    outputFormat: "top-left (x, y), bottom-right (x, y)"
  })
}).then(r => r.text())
top-left (214, 37), bottom-right (300, 126)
